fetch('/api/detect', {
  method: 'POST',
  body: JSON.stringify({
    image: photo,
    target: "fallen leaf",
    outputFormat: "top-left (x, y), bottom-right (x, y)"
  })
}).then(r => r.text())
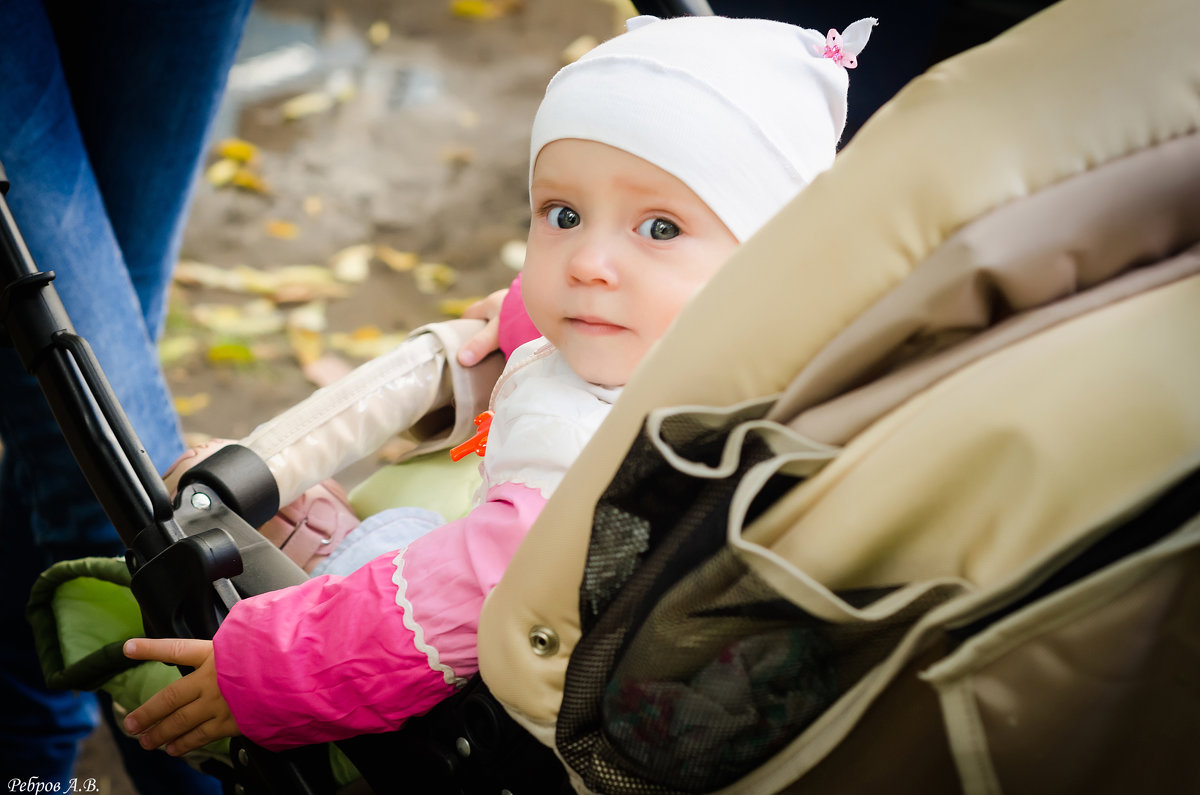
top-left (206, 342), bottom-right (257, 365)
top-left (330, 244), bottom-right (373, 283)
top-left (265, 219), bottom-right (300, 239)
top-left (158, 336), bottom-right (200, 365)
top-left (214, 138), bottom-right (259, 163)
top-left (367, 20), bottom-right (391, 47)
top-left (375, 245), bottom-right (418, 272)
top-left (439, 297), bottom-right (484, 317)
top-left (329, 327), bottom-right (408, 359)
top-left (499, 239), bottom-right (526, 270)
top-left (302, 353), bottom-right (354, 387)
top-left (205, 158), bottom-right (239, 187)
top-left (231, 168), bottom-right (270, 194)
top-left (303, 195), bottom-right (323, 216)
top-left (450, 0), bottom-right (522, 20)
top-left (450, 0), bottom-right (498, 19)
top-left (193, 300), bottom-right (285, 336)
top-left (287, 326), bottom-right (324, 366)
top-left (281, 91), bottom-right (336, 120)
top-left (414, 262), bottom-right (458, 294)
top-left (286, 301), bottom-right (328, 332)
top-left (174, 393), bottom-right (212, 417)
top-left (439, 145), bottom-right (475, 166)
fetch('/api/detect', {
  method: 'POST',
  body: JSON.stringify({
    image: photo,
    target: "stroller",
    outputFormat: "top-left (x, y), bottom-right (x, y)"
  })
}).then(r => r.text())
top-left (11, 0), bottom-right (1200, 791)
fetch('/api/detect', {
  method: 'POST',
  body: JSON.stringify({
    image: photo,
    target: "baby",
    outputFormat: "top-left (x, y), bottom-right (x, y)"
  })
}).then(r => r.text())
top-left (123, 13), bottom-right (875, 756)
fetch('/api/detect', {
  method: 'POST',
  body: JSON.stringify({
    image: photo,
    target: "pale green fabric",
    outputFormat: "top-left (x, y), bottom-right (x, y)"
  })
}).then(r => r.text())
top-left (348, 449), bottom-right (483, 522)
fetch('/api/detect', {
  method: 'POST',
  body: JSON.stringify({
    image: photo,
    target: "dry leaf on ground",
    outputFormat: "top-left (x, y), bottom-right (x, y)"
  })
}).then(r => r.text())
top-left (414, 262), bottom-right (458, 294)
top-left (376, 245), bottom-right (418, 272)
top-left (214, 138), bottom-right (259, 163)
top-left (193, 300), bottom-right (285, 337)
top-left (330, 244), bottom-right (373, 283)
top-left (206, 342), bottom-right (257, 365)
top-left (205, 158), bottom-right (240, 187)
top-left (438, 297), bottom-right (484, 317)
top-left (265, 219), bottom-right (300, 239)
top-left (174, 393), bottom-right (212, 417)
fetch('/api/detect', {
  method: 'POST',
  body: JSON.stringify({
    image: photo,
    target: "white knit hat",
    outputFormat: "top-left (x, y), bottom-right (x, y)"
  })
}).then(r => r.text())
top-left (530, 15), bottom-right (876, 241)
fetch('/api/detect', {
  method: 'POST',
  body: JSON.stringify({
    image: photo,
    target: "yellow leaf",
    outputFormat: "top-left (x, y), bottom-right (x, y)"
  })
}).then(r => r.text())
top-left (450, 0), bottom-right (521, 19)
top-left (375, 245), bottom-right (418, 272)
top-left (231, 168), bottom-right (270, 194)
top-left (206, 342), bottom-right (256, 365)
top-left (287, 326), bottom-right (324, 366)
top-left (174, 260), bottom-right (244, 292)
top-left (265, 219), bottom-right (300, 240)
top-left (193, 300), bottom-right (285, 336)
top-left (158, 335), bottom-right (200, 365)
top-left (214, 138), bottom-right (259, 163)
top-left (281, 91), bottom-right (335, 121)
top-left (414, 262), bottom-right (458, 294)
top-left (450, 0), bottom-right (499, 19)
top-left (330, 244), bottom-right (373, 283)
top-left (329, 329), bottom-right (407, 359)
top-left (205, 158), bottom-right (239, 187)
top-left (438, 297), bottom-right (484, 317)
top-left (367, 20), bottom-right (391, 46)
top-left (287, 301), bottom-right (328, 333)
top-left (439, 145), bottom-right (475, 166)
top-left (174, 393), bottom-right (212, 417)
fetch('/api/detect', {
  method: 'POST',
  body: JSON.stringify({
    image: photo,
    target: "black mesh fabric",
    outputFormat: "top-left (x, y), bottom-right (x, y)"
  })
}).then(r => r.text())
top-left (558, 407), bottom-right (963, 793)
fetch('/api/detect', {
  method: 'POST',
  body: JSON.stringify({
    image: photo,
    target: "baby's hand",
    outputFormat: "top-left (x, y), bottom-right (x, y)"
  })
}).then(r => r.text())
top-left (457, 288), bottom-right (509, 366)
top-left (122, 638), bottom-right (241, 756)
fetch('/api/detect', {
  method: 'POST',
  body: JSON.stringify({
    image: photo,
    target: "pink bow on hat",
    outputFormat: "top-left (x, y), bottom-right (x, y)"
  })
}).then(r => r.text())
top-left (819, 17), bottom-right (878, 69)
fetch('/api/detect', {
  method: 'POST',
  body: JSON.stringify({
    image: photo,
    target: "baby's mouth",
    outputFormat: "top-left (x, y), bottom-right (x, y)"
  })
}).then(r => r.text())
top-left (567, 316), bottom-right (625, 334)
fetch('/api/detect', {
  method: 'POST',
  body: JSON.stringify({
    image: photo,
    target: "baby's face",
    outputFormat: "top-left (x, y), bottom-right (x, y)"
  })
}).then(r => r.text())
top-left (522, 139), bottom-right (738, 387)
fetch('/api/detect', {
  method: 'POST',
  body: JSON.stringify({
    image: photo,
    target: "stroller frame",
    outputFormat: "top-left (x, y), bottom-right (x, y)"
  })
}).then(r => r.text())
top-left (0, 161), bottom-right (569, 794)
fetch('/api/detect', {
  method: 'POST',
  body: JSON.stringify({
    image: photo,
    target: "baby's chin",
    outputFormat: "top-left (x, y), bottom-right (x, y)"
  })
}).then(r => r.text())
top-left (571, 360), bottom-right (632, 389)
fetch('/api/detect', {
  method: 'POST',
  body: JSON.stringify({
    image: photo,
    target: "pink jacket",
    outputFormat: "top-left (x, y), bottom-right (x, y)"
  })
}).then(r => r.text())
top-left (212, 339), bottom-right (618, 750)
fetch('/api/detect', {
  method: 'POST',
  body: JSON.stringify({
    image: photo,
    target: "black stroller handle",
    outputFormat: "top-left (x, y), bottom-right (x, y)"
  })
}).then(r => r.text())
top-left (0, 163), bottom-right (341, 792)
top-left (1, 163), bottom-right (572, 794)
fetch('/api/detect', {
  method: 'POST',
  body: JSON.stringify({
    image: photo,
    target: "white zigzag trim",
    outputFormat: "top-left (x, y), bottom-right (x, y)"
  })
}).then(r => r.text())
top-left (391, 549), bottom-right (467, 687)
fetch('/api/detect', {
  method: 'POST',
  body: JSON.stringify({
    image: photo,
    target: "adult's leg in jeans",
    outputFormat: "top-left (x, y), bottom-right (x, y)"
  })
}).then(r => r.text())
top-left (0, 0), bottom-right (250, 789)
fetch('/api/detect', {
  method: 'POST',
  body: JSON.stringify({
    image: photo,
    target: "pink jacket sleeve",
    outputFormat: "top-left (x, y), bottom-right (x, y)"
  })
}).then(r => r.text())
top-left (212, 481), bottom-right (548, 750)
top-left (497, 273), bottom-right (541, 359)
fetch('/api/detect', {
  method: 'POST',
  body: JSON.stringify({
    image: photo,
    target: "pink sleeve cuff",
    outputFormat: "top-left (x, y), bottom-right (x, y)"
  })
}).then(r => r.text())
top-left (497, 273), bottom-right (540, 359)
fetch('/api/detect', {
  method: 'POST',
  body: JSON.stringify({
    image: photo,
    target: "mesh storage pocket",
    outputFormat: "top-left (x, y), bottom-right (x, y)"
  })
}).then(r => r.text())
top-left (557, 402), bottom-right (962, 794)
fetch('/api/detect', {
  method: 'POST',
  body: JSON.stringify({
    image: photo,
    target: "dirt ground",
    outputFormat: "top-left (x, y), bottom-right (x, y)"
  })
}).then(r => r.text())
top-left (74, 0), bottom-right (620, 790)
top-left (169, 0), bottom-right (620, 482)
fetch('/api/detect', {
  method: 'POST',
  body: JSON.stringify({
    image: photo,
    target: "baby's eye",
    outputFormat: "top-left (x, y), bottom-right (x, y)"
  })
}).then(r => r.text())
top-left (637, 218), bottom-right (680, 240)
top-left (548, 206), bottom-right (581, 229)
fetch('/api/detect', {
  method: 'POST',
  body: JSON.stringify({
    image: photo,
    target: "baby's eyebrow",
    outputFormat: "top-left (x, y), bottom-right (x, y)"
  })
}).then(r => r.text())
top-left (529, 176), bottom-right (573, 194)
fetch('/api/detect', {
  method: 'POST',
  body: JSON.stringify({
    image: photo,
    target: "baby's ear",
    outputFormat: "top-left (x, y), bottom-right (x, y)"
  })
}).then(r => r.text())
top-left (625, 15), bottom-right (661, 33)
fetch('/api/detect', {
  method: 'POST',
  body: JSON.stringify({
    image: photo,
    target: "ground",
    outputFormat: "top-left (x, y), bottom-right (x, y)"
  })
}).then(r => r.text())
top-left (75, 0), bottom-right (619, 789)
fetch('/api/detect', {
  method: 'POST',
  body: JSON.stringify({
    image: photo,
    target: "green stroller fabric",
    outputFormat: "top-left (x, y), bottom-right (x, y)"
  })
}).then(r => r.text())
top-left (25, 557), bottom-right (232, 758)
top-left (28, 556), bottom-right (170, 696)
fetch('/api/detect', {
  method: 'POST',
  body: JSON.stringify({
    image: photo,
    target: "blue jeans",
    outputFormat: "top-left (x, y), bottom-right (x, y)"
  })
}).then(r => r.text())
top-left (0, 0), bottom-right (252, 790)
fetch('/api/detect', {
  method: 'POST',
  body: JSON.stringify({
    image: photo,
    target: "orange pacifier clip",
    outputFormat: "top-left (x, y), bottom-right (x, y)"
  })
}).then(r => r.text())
top-left (450, 410), bottom-right (495, 461)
